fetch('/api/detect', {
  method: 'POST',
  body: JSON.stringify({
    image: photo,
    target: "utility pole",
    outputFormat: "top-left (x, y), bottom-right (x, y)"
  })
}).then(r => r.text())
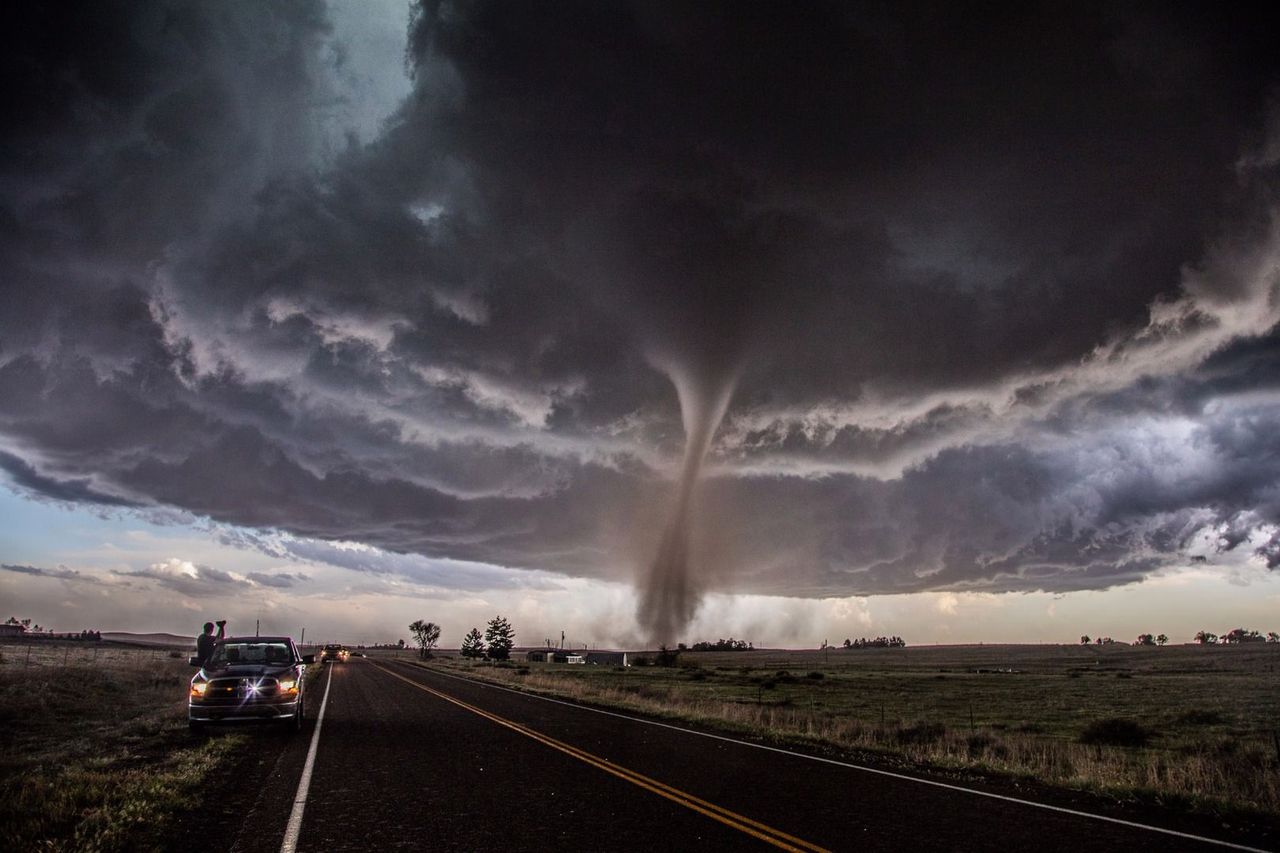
top-left (300, 627), bottom-right (305, 647)
top-left (256, 619), bottom-right (260, 637)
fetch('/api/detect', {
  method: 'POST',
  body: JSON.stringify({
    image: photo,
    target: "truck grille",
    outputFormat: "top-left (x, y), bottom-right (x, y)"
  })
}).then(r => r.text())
top-left (206, 677), bottom-right (280, 699)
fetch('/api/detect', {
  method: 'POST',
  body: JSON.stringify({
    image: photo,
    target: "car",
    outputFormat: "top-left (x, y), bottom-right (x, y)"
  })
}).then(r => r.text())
top-left (320, 644), bottom-right (349, 663)
top-left (188, 636), bottom-right (313, 732)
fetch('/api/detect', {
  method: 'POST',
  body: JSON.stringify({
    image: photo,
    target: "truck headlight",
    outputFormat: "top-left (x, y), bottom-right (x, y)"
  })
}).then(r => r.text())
top-left (190, 681), bottom-right (208, 697)
top-left (278, 679), bottom-right (298, 693)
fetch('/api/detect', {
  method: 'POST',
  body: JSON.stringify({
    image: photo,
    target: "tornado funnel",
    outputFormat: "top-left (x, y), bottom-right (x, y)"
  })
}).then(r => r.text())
top-left (637, 367), bottom-right (737, 645)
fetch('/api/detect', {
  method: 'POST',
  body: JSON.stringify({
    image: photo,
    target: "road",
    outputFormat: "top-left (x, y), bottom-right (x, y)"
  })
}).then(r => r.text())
top-left (204, 657), bottom-right (1272, 853)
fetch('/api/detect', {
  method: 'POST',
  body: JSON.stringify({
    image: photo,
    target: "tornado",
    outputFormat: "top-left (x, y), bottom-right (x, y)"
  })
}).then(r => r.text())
top-left (637, 365), bottom-right (737, 645)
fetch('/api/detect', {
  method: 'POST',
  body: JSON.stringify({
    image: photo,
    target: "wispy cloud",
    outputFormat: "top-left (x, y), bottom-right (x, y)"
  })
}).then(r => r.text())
top-left (1, 563), bottom-right (105, 585)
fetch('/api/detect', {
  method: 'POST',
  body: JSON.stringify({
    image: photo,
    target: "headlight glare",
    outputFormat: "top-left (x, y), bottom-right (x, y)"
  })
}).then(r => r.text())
top-left (190, 681), bottom-right (208, 697)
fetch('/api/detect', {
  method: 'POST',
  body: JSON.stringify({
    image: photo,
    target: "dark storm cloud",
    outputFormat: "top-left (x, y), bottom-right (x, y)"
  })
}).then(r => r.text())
top-left (3, 1), bottom-right (1280, 631)
top-left (0, 450), bottom-right (139, 507)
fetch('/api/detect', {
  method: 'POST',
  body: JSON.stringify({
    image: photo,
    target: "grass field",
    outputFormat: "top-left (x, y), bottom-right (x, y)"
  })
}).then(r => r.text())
top-left (425, 643), bottom-right (1280, 818)
top-left (0, 640), bottom-right (243, 851)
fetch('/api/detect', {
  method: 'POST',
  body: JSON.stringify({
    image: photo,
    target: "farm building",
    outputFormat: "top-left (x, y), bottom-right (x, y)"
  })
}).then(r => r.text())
top-left (524, 649), bottom-right (588, 664)
top-left (584, 651), bottom-right (630, 666)
top-left (524, 649), bottom-right (631, 665)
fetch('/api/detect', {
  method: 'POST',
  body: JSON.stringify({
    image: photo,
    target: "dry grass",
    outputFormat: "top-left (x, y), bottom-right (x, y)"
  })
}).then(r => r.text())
top-left (422, 644), bottom-right (1280, 817)
top-left (0, 640), bottom-right (245, 851)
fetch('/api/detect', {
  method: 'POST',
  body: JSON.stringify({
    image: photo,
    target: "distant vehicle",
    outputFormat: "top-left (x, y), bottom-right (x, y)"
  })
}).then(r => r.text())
top-left (320, 644), bottom-right (349, 663)
top-left (188, 636), bottom-right (313, 732)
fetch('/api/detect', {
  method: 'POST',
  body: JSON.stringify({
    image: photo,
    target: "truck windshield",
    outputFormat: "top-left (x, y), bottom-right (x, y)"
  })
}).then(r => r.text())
top-left (210, 642), bottom-right (293, 666)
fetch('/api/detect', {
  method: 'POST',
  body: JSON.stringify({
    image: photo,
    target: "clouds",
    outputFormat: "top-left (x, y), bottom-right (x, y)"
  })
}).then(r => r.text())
top-left (112, 558), bottom-right (313, 597)
top-left (3, 0), bottom-right (1280, 635)
top-left (1, 562), bottom-right (101, 584)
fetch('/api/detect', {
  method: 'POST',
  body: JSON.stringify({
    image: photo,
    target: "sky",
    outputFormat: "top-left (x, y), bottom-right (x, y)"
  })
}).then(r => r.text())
top-left (2, 1), bottom-right (1280, 648)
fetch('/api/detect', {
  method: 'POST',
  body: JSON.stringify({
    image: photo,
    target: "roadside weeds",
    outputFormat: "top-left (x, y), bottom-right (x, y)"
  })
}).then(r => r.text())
top-left (410, 655), bottom-right (1280, 829)
top-left (0, 644), bottom-right (247, 851)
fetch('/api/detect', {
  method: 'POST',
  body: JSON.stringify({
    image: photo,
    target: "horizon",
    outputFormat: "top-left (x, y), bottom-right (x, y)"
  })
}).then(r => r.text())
top-left (39, 629), bottom-right (1280, 651)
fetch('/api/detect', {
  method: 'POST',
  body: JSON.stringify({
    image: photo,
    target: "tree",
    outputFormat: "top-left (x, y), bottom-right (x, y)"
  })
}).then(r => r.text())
top-left (843, 636), bottom-right (907, 649)
top-left (460, 628), bottom-right (485, 659)
top-left (1156, 634), bottom-right (1168, 646)
top-left (1193, 630), bottom-right (1217, 645)
top-left (1222, 628), bottom-right (1264, 644)
top-left (1080, 635), bottom-right (1091, 645)
top-left (690, 637), bottom-right (752, 652)
top-left (409, 620), bottom-right (441, 659)
top-left (1135, 633), bottom-right (1155, 646)
top-left (484, 616), bottom-right (514, 661)
top-left (1267, 632), bottom-right (1280, 644)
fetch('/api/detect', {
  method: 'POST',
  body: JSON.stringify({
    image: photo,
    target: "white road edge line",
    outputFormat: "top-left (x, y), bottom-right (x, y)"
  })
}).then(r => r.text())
top-left (279, 664), bottom-right (334, 853)
top-left (407, 662), bottom-right (1271, 853)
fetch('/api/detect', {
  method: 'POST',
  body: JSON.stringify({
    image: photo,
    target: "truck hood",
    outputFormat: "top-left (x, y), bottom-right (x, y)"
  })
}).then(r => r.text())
top-left (198, 663), bottom-right (295, 679)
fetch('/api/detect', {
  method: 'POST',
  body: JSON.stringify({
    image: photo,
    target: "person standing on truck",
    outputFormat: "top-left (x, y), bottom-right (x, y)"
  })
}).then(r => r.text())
top-left (195, 620), bottom-right (226, 666)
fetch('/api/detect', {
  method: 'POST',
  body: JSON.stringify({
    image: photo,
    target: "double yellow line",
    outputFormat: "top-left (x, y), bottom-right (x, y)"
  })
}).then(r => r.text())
top-left (374, 663), bottom-right (829, 853)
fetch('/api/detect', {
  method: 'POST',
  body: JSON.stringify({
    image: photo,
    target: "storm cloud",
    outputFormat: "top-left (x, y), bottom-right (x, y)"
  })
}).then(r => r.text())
top-left (3, 1), bottom-right (1280, 640)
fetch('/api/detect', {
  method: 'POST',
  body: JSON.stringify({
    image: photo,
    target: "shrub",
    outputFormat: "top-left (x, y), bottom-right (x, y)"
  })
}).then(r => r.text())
top-left (965, 733), bottom-right (1009, 759)
top-left (805, 671), bottom-right (825, 680)
top-left (655, 646), bottom-right (680, 667)
top-left (1078, 717), bottom-right (1153, 747)
top-left (1175, 709), bottom-right (1225, 726)
top-left (896, 722), bottom-right (947, 746)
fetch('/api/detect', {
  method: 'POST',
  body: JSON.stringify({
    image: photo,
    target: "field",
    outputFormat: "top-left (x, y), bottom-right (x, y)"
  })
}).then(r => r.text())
top-left (427, 643), bottom-right (1280, 819)
top-left (0, 640), bottom-right (244, 851)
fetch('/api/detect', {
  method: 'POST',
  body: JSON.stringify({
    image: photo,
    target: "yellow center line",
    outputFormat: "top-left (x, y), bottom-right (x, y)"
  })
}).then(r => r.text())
top-left (373, 663), bottom-right (830, 853)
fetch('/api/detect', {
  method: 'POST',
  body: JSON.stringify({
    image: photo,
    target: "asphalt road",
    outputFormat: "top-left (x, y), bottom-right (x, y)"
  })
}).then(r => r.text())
top-left (207, 658), bottom-right (1273, 853)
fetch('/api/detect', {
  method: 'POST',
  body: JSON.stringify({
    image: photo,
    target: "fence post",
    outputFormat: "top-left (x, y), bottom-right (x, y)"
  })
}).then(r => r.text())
top-left (25, 644), bottom-right (32, 667)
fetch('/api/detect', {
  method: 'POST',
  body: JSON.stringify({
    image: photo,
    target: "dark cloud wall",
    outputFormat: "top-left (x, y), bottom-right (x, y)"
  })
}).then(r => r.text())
top-left (3, 1), bottom-right (1280, 622)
